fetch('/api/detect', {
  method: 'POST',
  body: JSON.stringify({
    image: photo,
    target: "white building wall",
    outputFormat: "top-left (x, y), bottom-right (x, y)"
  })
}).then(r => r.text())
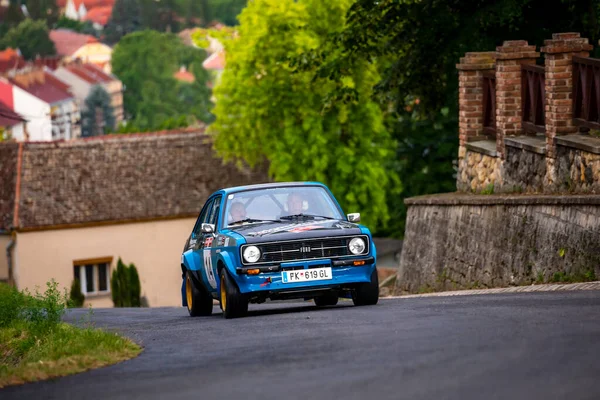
top-left (53, 68), bottom-right (92, 111)
top-left (9, 122), bottom-right (25, 141)
top-left (65, 0), bottom-right (79, 20)
top-left (12, 86), bottom-right (52, 141)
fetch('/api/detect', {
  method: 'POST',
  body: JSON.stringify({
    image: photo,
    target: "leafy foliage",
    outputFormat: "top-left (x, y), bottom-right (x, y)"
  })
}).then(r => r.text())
top-left (209, 0), bottom-right (398, 231)
top-left (81, 85), bottom-right (116, 137)
top-left (104, 0), bottom-right (143, 44)
top-left (54, 16), bottom-right (97, 36)
top-left (110, 258), bottom-right (141, 307)
top-left (0, 280), bottom-right (67, 329)
top-left (24, 0), bottom-right (60, 26)
top-left (68, 279), bottom-right (85, 308)
top-left (298, 0), bottom-right (600, 237)
top-left (111, 30), bottom-right (212, 131)
top-left (0, 19), bottom-right (56, 60)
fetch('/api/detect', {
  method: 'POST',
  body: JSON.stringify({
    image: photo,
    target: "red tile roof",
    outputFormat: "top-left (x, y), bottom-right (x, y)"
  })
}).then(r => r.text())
top-left (10, 70), bottom-right (73, 105)
top-left (66, 63), bottom-right (114, 84)
top-left (174, 66), bottom-right (195, 83)
top-left (0, 48), bottom-right (26, 74)
top-left (57, 0), bottom-right (115, 12)
top-left (0, 100), bottom-right (25, 127)
top-left (50, 29), bottom-right (98, 56)
top-left (83, 5), bottom-right (112, 26)
top-left (202, 50), bottom-right (225, 70)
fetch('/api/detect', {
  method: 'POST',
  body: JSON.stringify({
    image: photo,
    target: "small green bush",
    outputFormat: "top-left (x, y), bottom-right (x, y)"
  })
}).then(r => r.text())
top-left (69, 279), bottom-right (85, 308)
top-left (110, 258), bottom-right (142, 307)
top-left (0, 280), bottom-right (67, 331)
top-left (0, 283), bottom-right (25, 328)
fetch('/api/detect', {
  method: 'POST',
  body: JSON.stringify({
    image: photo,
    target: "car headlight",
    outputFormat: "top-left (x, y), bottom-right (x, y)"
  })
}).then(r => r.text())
top-left (243, 246), bottom-right (261, 263)
top-left (348, 237), bottom-right (366, 255)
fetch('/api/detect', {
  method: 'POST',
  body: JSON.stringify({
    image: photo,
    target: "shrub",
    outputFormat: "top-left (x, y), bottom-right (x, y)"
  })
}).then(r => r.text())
top-left (69, 279), bottom-right (85, 308)
top-left (0, 280), bottom-right (67, 330)
top-left (0, 283), bottom-right (25, 328)
top-left (110, 258), bottom-right (141, 307)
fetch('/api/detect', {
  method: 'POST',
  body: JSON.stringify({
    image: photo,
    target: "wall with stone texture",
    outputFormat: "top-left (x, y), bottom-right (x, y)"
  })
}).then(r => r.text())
top-left (457, 147), bottom-right (502, 192)
top-left (395, 194), bottom-right (600, 294)
top-left (556, 146), bottom-right (600, 193)
top-left (503, 146), bottom-right (546, 192)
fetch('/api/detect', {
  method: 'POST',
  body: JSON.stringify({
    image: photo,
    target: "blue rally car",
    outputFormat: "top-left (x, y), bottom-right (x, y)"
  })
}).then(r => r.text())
top-left (180, 182), bottom-right (379, 318)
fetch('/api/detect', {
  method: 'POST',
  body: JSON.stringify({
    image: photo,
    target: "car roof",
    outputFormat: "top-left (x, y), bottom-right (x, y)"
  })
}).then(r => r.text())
top-left (216, 181), bottom-right (327, 196)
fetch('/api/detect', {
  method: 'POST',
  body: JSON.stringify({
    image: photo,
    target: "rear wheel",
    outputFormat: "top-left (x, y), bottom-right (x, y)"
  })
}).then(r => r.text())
top-left (314, 292), bottom-right (339, 307)
top-left (352, 268), bottom-right (379, 306)
top-left (219, 269), bottom-right (248, 319)
top-left (186, 270), bottom-right (213, 317)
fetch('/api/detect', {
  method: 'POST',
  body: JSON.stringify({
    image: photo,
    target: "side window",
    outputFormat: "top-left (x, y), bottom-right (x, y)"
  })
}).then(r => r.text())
top-left (206, 196), bottom-right (222, 227)
top-left (192, 198), bottom-right (214, 239)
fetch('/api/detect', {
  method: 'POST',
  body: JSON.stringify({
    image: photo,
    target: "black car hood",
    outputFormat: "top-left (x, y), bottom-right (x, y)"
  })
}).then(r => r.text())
top-left (228, 219), bottom-right (363, 243)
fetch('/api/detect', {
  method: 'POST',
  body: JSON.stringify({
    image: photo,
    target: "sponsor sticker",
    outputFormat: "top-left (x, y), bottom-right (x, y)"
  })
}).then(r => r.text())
top-left (203, 249), bottom-right (217, 288)
top-left (204, 236), bottom-right (214, 248)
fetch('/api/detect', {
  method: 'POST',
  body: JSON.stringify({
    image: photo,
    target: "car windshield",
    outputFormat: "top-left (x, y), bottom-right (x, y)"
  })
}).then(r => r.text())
top-left (224, 186), bottom-right (343, 227)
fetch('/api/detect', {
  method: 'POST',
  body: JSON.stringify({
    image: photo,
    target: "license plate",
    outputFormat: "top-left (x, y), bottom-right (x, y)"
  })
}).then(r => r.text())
top-left (281, 267), bottom-right (332, 283)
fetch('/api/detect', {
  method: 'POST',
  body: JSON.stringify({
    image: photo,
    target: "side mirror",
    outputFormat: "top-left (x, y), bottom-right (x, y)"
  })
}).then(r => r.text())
top-left (201, 223), bottom-right (215, 234)
top-left (347, 213), bottom-right (360, 223)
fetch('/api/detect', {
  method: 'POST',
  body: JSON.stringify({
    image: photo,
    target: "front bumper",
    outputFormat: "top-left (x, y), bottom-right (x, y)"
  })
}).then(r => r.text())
top-left (232, 257), bottom-right (376, 294)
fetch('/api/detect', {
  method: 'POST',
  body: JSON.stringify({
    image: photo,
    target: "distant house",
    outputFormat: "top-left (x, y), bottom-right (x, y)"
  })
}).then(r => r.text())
top-left (0, 49), bottom-right (26, 76)
top-left (174, 66), bottom-right (195, 84)
top-left (0, 69), bottom-right (81, 141)
top-left (49, 29), bottom-right (113, 73)
top-left (54, 62), bottom-right (123, 127)
top-left (0, 100), bottom-right (25, 141)
top-left (58, 0), bottom-right (115, 28)
top-left (0, 130), bottom-right (268, 306)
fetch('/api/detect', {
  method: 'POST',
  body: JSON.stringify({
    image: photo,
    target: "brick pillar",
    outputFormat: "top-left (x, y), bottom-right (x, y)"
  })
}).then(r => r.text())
top-left (541, 33), bottom-right (593, 186)
top-left (456, 52), bottom-right (496, 150)
top-left (495, 40), bottom-right (539, 158)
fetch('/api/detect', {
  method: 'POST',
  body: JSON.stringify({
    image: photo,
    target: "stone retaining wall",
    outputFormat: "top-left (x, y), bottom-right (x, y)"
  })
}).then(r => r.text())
top-left (556, 144), bottom-right (600, 193)
top-left (503, 145), bottom-right (546, 192)
top-left (395, 193), bottom-right (600, 294)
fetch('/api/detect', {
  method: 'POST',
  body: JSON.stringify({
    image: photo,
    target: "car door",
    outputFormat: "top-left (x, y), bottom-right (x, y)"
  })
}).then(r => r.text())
top-left (196, 195), bottom-right (222, 293)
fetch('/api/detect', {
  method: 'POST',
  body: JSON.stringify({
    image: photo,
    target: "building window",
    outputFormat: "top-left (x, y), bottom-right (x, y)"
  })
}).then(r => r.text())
top-left (73, 257), bottom-right (112, 296)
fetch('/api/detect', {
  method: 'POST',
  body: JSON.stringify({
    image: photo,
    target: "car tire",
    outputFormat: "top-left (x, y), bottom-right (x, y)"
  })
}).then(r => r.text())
top-left (186, 270), bottom-right (213, 317)
top-left (314, 292), bottom-right (339, 307)
top-left (219, 269), bottom-right (248, 319)
top-left (352, 268), bottom-right (379, 306)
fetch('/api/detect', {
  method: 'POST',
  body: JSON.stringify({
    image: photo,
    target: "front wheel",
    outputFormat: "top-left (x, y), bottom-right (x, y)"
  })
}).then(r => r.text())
top-left (219, 269), bottom-right (248, 319)
top-left (352, 268), bottom-right (379, 306)
top-left (186, 270), bottom-right (213, 317)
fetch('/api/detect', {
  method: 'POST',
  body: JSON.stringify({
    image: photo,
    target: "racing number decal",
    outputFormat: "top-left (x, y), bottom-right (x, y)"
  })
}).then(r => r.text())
top-left (203, 249), bottom-right (217, 288)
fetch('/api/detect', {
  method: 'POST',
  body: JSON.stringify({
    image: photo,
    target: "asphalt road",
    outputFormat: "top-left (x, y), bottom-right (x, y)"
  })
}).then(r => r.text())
top-left (3, 291), bottom-right (600, 400)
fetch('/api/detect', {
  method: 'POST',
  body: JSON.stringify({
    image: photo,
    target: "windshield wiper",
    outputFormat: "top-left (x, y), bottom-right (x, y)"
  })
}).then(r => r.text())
top-left (229, 218), bottom-right (281, 226)
top-left (279, 214), bottom-right (334, 220)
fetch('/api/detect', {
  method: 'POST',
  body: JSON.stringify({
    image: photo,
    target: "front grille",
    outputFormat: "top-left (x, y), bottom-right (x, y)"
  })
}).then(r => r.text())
top-left (241, 236), bottom-right (369, 265)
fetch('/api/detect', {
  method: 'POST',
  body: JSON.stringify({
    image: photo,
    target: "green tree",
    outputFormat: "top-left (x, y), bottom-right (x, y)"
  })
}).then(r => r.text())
top-left (104, 0), bottom-right (143, 44)
top-left (68, 279), bottom-right (85, 308)
top-left (110, 258), bottom-right (141, 307)
top-left (24, 0), bottom-right (59, 26)
top-left (81, 85), bottom-right (116, 137)
top-left (301, 0), bottom-right (600, 237)
top-left (0, 19), bottom-right (56, 60)
top-left (209, 0), bottom-right (397, 231)
top-left (112, 30), bottom-right (212, 130)
top-left (208, 0), bottom-right (247, 26)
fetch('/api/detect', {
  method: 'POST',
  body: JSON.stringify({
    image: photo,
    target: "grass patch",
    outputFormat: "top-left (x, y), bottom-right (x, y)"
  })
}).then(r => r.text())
top-left (0, 281), bottom-right (141, 388)
top-left (549, 268), bottom-right (597, 284)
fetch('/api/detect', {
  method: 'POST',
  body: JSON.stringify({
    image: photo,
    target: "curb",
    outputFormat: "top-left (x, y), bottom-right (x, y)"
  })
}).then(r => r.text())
top-left (382, 281), bottom-right (600, 299)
